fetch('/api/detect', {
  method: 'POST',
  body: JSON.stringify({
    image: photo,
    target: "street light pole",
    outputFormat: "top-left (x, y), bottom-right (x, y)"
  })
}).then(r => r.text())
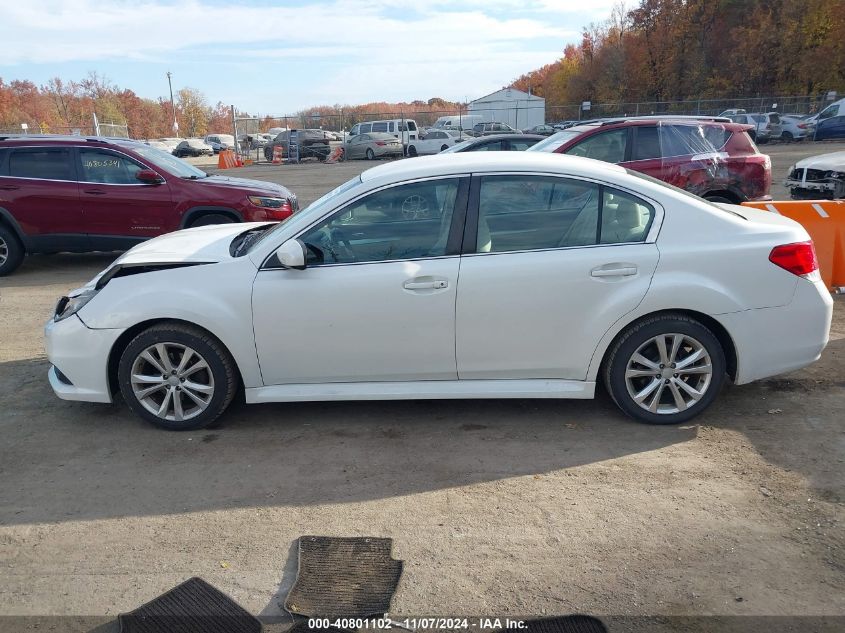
top-left (166, 71), bottom-right (178, 137)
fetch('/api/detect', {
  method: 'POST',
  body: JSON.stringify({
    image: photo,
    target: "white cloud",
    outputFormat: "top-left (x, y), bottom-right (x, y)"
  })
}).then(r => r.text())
top-left (0, 0), bottom-right (595, 110)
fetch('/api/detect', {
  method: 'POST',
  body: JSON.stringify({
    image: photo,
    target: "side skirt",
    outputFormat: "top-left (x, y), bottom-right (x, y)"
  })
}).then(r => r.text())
top-left (245, 379), bottom-right (596, 404)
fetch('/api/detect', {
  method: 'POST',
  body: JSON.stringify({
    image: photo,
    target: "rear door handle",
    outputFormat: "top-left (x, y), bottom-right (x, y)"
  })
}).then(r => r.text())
top-left (403, 279), bottom-right (448, 290)
top-left (591, 266), bottom-right (637, 278)
top-left (0, 184), bottom-right (19, 190)
top-left (83, 189), bottom-right (107, 195)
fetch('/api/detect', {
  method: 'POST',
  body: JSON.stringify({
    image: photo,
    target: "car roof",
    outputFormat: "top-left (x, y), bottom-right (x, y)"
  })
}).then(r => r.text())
top-left (359, 152), bottom-right (627, 185)
top-left (0, 134), bottom-right (142, 146)
top-left (466, 134), bottom-right (545, 143)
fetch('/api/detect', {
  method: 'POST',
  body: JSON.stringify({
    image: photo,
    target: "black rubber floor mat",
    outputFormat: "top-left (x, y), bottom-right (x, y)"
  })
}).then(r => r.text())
top-left (285, 536), bottom-right (403, 618)
top-left (118, 577), bottom-right (262, 633)
top-left (502, 616), bottom-right (608, 633)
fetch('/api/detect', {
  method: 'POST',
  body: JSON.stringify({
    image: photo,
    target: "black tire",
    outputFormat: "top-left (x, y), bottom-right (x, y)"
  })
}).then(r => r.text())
top-left (440, 144), bottom-right (448, 152)
top-left (704, 195), bottom-right (734, 204)
top-left (118, 322), bottom-right (237, 431)
top-left (0, 224), bottom-right (25, 276)
top-left (407, 145), bottom-right (418, 157)
top-left (781, 131), bottom-right (794, 142)
top-left (366, 148), bottom-right (375, 160)
top-left (189, 213), bottom-right (236, 228)
top-left (603, 313), bottom-right (726, 425)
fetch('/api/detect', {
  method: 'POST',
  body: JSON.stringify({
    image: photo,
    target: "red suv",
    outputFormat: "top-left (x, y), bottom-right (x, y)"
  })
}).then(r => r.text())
top-left (528, 118), bottom-right (772, 204)
top-left (0, 136), bottom-right (298, 275)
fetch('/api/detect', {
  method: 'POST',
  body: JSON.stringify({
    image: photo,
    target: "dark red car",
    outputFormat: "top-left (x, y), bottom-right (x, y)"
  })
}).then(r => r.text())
top-left (528, 118), bottom-right (772, 204)
top-left (0, 136), bottom-right (297, 275)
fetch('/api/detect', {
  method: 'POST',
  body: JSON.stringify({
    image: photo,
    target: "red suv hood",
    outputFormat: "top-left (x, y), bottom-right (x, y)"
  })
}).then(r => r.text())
top-left (197, 174), bottom-right (293, 198)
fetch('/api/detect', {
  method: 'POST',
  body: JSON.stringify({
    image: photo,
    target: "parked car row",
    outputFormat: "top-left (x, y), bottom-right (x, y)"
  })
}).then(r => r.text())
top-left (0, 135), bottom-right (297, 275)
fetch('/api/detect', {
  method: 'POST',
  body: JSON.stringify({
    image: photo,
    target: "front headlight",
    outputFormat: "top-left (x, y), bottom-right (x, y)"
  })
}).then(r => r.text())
top-left (54, 288), bottom-right (99, 322)
top-left (248, 195), bottom-right (285, 208)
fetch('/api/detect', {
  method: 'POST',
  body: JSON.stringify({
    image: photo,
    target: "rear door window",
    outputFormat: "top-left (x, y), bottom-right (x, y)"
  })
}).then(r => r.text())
top-left (8, 148), bottom-right (73, 180)
top-left (372, 122), bottom-right (388, 133)
top-left (79, 149), bottom-right (145, 184)
top-left (631, 126), bottom-right (661, 160)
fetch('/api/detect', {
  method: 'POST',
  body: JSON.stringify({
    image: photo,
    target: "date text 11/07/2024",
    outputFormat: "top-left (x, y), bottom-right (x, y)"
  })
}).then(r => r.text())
top-left (307, 618), bottom-right (528, 630)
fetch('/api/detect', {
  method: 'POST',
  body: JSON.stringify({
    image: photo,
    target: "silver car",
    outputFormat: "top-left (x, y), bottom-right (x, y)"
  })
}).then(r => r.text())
top-left (344, 132), bottom-right (404, 160)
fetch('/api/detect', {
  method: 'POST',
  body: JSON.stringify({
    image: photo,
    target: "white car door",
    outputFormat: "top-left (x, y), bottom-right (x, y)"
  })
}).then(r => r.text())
top-left (252, 177), bottom-right (469, 385)
top-left (456, 174), bottom-right (660, 380)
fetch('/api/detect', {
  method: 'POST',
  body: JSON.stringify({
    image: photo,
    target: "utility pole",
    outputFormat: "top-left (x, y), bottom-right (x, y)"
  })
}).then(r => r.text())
top-left (166, 71), bottom-right (178, 137)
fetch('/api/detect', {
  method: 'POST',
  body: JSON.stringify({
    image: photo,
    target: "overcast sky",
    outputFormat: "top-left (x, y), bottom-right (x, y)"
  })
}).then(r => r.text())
top-left (0, 0), bottom-right (615, 114)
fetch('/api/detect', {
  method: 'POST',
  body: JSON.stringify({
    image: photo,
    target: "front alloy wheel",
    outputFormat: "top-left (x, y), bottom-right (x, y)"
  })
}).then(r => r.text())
top-left (605, 314), bottom-right (725, 424)
top-left (118, 323), bottom-right (237, 430)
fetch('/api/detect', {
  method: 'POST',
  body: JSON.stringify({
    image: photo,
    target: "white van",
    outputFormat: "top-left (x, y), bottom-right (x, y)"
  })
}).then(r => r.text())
top-left (432, 114), bottom-right (483, 131)
top-left (348, 119), bottom-right (419, 145)
top-left (807, 98), bottom-right (845, 125)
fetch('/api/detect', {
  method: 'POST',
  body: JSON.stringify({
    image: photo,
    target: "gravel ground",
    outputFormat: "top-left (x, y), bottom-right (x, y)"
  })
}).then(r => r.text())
top-left (0, 141), bottom-right (843, 631)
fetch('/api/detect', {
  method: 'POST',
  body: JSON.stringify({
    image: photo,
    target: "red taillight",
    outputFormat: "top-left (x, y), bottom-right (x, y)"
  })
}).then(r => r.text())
top-left (798, 123), bottom-right (807, 129)
top-left (769, 241), bottom-right (818, 277)
top-left (375, 141), bottom-right (386, 146)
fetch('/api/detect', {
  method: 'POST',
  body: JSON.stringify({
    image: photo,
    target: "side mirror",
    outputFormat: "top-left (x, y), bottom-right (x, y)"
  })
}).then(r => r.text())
top-left (274, 238), bottom-right (307, 270)
top-left (136, 169), bottom-right (163, 184)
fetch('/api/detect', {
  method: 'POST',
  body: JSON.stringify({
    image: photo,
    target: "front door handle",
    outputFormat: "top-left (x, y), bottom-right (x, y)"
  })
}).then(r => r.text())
top-left (591, 266), bottom-right (638, 278)
top-left (403, 279), bottom-right (448, 290)
top-left (83, 189), bottom-right (107, 195)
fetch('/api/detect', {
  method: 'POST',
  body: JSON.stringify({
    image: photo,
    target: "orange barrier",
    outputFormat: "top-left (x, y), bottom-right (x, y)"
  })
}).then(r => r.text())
top-left (217, 149), bottom-right (237, 169)
top-left (272, 145), bottom-right (284, 165)
top-left (324, 146), bottom-right (344, 164)
top-left (742, 200), bottom-right (845, 290)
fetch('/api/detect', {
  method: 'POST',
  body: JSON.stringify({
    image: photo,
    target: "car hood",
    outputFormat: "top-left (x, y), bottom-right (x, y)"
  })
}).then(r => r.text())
top-left (197, 174), bottom-right (294, 197)
top-left (70, 223), bottom-right (271, 295)
top-left (794, 151), bottom-right (845, 171)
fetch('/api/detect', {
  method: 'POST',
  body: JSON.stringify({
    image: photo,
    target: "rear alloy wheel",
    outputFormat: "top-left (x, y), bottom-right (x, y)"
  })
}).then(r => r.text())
top-left (0, 224), bottom-right (25, 276)
top-left (366, 148), bottom-right (375, 160)
top-left (781, 131), bottom-right (794, 141)
top-left (189, 213), bottom-right (236, 228)
top-left (604, 314), bottom-right (725, 424)
top-left (118, 323), bottom-right (237, 430)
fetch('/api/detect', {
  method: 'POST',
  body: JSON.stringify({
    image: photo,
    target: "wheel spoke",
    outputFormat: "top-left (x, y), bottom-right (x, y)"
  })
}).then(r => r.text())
top-left (173, 392), bottom-right (184, 421)
top-left (678, 363), bottom-right (712, 375)
top-left (631, 353), bottom-right (659, 371)
top-left (634, 378), bottom-right (662, 404)
top-left (626, 367), bottom-right (658, 378)
top-left (668, 334), bottom-right (683, 364)
top-left (176, 349), bottom-right (195, 374)
top-left (676, 348), bottom-right (705, 370)
top-left (647, 383), bottom-right (666, 412)
top-left (131, 373), bottom-right (166, 384)
top-left (674, 378), bottom-right (704, 400)
top-left (668, 381), bottom-right (687, 411)
top-left (183, 380), bottom-right (213, 394)
top-left (182, 360), bottom-right (209, 376)
top-left (655, 335), bottom-right (670, 365)
top-left (140, 350), bottom-right (167, 375)
top-left (182, 386), bottom-right (209, 408)
top-left (135, 382), bottom-right (168, 400)
top-left (154, 343), bottom-right (174, 373)
top-left (157, 388), bottom-right (174, 417)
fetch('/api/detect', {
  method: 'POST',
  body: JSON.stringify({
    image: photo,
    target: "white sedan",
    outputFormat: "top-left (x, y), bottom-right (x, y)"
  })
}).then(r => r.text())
top-left (45, 153), bottom-right (833, 430)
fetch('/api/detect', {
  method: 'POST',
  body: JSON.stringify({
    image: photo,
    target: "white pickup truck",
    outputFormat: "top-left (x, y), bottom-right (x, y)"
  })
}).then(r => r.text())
top-left (406, 130), bottom-right (465, 157)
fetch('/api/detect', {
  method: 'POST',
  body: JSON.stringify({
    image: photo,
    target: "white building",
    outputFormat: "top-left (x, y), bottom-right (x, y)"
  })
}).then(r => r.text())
top-left (467, 87), bottom-right (545, 130)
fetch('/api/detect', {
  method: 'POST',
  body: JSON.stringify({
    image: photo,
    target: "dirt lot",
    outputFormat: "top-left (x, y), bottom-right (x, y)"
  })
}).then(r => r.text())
top-left (1, 142), bottom-right (844, 630)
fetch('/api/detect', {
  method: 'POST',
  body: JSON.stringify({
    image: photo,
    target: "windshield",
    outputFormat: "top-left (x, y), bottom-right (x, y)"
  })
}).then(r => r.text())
top-left (247, 175), bottom-right (364, 252)
top-left (126, 143), bottom-right (208, 178)
top-left (527, 129), bottom-right (587, 153)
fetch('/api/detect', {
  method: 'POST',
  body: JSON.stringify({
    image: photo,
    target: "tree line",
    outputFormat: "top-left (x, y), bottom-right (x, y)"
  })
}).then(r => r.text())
top-left (511, 0), bottom-right (845, 111)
